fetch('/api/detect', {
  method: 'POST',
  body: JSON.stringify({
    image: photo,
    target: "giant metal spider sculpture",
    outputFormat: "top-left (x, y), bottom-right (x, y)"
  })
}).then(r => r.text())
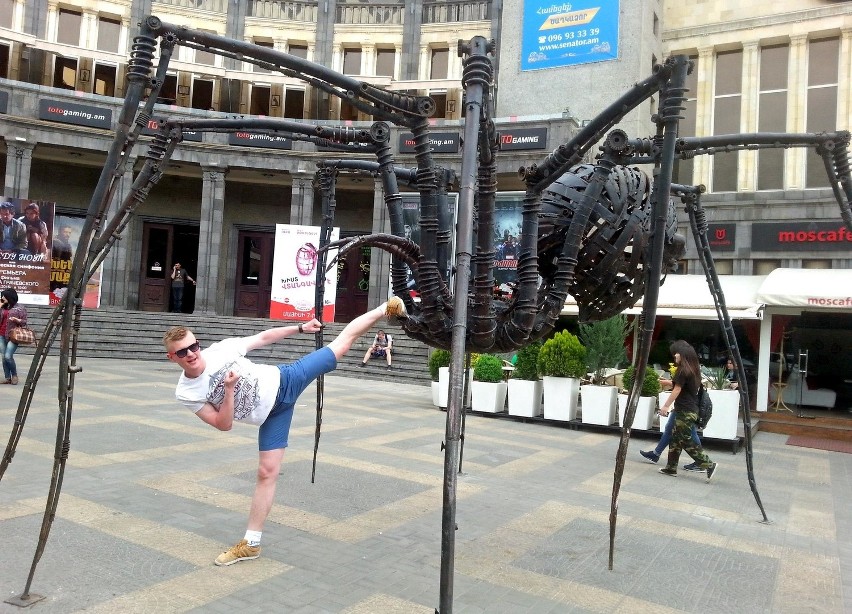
top-left (2, 18), bottom-right (851, 612)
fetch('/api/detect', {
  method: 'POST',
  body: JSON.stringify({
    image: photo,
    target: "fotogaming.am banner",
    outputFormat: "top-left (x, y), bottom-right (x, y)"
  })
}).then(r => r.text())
top-left (270, 224), bottom-right (339, 321)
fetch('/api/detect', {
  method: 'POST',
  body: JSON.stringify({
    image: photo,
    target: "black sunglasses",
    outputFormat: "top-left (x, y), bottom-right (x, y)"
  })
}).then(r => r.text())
top-left (173, 341), bottom-right (200, 358)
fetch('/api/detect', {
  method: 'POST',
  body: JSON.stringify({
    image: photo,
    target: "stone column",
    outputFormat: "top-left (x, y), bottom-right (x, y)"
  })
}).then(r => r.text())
top-left (839, 29), bottom-right (852, 137)
top-left (786, 35), bottom-right (809, 190)
top-left (693, 47), bottom-right (714, 187)
top-left (4, 141), bottom-right (34, 198)
top-left (419, 44), bottom-right (429, 80)
top-left (101, 161), bottom-right (135, 308)
top-left (289, 172), bottom-right (315, 226)
top-left (739, 41), bottom-right (759, 192)
top-left (368, 176), bottom-right (391, 307)
top-left (362, 43), bottom-right (375, 76)
top-left (197, 167), bottom-right (226, 314)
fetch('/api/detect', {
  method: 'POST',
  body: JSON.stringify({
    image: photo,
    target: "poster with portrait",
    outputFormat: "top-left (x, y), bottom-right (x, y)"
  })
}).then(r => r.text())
top-left (494, 193), bottom-right (524, 291)
top-left (397, 192), bottom-right (459, 298)
top-left (49, 214), bottom-right (102, 308)
top-left (0, 197), bottom-right (54, 304)
top-left (270, 224), bottom-right (340, 321)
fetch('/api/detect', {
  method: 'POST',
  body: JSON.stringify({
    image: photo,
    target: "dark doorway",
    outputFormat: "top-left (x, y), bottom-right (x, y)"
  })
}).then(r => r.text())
top-left (334, 235), bottom-right (370, 323)
top-left (234, 230), bottom-right (274, 318)
top-left (139, 222), bottom-right (199, 312)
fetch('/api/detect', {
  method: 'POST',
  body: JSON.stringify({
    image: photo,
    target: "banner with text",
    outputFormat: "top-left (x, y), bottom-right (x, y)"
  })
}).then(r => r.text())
top-left (270, 224), bottom-right (340, 321)
top-left (522, 0), bottom-right (619, 71)
top-left (0, 197), bottom-right (53, 304)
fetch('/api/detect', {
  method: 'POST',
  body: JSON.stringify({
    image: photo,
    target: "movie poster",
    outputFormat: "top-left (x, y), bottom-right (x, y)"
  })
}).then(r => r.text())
top-left (397, 193), bottom-right (458, 298)
top-left (494, 193), bottom-right (524, 291)
top-left (0, 197), bottom-right (54, 304)
top-left (270, 224), bottom-right (339, 321)
top-left (49, 214), bottom-right (102, 308)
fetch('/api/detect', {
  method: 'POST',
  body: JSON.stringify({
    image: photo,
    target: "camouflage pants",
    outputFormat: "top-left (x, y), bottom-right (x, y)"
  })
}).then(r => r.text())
top-left (665, 410), bottom-right (712, 471)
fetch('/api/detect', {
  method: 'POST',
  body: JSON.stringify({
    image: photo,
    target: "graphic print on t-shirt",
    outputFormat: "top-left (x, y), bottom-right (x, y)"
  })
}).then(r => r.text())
top-left (207, 361), bottom-right (260, 420)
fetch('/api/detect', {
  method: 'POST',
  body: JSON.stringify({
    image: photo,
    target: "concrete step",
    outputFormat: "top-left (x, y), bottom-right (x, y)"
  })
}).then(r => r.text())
top-left (17, 306), bottom-right (431, 387)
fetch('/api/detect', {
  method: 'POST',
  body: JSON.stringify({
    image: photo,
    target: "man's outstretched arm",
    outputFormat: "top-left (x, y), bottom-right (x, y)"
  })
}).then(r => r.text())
top-left (244, 318), bottom-right (323, 352)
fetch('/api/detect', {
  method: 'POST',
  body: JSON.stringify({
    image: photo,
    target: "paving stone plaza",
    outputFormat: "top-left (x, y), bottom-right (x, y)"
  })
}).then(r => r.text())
top-left (1, 356), bottom-right (851, 613)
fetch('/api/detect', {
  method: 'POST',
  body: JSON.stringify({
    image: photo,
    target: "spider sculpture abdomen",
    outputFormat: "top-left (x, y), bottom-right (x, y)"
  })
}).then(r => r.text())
top-left (537, 163), bottom-right (686, 323)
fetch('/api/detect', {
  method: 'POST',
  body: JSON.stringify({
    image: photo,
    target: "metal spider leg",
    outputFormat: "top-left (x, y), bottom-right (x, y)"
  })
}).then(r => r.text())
top-left (682, 185), bottom-right (768, 523)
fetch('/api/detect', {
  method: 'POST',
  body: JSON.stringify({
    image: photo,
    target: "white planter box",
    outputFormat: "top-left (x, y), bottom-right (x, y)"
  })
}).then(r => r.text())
top-left (542, 376), bottom-right (580, 421)
top-left (438, 367), bottom-right (474, 409)
top-left (437, 367), bottom-right (449, 408)
top-left (703, 389), bottom-right (740, 440)
top-left (580, 385), bottom-right (617, 425)
top-left (618, 394), bottom-right (657, 430)
top-left (471, 381), bottom-right (508, 413)
top-left (508, 379), bottom-right (543, 417)
top-left (658, 392), bottom-right (673, 432)
top-left (431, 381), bottom-right (441, 406)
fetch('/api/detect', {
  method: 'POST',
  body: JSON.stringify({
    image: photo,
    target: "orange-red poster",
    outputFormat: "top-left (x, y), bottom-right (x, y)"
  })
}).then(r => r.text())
top-left (49, 214), bottom-right (101, 308)
top-left (269, 224), bottom-right (339, 321)
top-left (0, 197), bottom-right (53, 304)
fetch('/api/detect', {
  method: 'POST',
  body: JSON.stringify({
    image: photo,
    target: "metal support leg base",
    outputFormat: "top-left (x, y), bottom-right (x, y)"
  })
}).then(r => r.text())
top-left (5, 594), bottom-right (46, 608)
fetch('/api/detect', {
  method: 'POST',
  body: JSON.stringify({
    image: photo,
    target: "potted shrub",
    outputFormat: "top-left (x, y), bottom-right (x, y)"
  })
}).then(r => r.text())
top-left (537, 331), bottom-right (586, 421)
top-left (508, 341), bottom-right (543, 417)
top-left (578, 315), bottom-right (630, 426)
top-left (618, 364), bottom-right (662, 430)
top-left (701, 365), bottom-right (741, 440)
top-left (470, 354), bottom-right (507, 413)
top-left (428, 348), bottom-right (451, 408)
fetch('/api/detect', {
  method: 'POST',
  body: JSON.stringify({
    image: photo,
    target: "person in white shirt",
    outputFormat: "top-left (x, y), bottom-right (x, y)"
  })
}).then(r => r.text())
top-left (163, 296), bottom-right (407, 566)
top-left (359, 329), bottom-right (394, 370)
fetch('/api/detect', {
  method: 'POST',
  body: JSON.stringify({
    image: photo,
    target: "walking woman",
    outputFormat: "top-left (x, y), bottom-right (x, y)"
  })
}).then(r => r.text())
top-left (657, 339), bottom-right (718, 481)
top-left (0, 288), bottom-right (27, 385)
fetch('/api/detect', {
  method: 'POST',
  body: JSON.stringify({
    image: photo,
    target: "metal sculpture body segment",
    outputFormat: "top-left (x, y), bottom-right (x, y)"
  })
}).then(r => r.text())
top-left (1, 15), bottom-right (851, 612)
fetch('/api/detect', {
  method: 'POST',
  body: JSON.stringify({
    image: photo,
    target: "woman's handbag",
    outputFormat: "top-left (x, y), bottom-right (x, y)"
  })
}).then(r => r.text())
top-left (10, 326), bottom-right (35, 345)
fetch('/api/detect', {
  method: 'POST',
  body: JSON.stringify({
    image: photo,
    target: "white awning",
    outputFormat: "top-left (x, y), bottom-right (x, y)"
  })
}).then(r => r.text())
top-left (561, 274), bottom-right (766, 320)
top-left (756, 268), bottom-right (852, 310)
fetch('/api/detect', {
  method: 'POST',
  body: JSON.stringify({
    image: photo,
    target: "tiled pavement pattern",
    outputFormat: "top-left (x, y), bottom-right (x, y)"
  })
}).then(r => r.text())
top-left (2, 357), bottom-right (851, 613)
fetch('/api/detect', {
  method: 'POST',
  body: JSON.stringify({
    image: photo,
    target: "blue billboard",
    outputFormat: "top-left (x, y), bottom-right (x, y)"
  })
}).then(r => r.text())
top-left (521, 1), bottom-right (619, 71)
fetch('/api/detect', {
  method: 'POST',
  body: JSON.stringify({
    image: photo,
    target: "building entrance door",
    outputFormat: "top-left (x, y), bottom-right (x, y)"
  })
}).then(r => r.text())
top-left (334, 238), bottom-right (370, 323)
top-left (139, 222), bottom-right (199, 312)
top-left (234, 230), bottom-right (274, 318)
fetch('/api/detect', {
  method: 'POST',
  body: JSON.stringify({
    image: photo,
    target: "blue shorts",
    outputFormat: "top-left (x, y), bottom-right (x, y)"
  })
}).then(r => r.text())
top-left (258, 347), bottom-right (337, 451)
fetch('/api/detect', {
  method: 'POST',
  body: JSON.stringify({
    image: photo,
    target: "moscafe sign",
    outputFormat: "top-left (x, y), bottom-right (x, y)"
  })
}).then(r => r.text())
top-left (707, 223), bottom-right (736, 252)
top-left (228, 131), bottom-right (292, 150)
top-left (38, 99), bottom-right (112, 129)
top-left (0, 90), bottom-right (8, 114)
top-left (399, 131), bottom-right (459, 153)
top-left (498, 127), bottom-right (548, 151)
top-left (752, 222), bottom-right (852, 252)
top-left (141, 117), bottom-right (203, 143)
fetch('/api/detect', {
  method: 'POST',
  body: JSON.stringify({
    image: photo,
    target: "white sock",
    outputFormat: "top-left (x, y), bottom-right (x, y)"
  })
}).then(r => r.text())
top-left (244, 530), bottom-right (262, 547)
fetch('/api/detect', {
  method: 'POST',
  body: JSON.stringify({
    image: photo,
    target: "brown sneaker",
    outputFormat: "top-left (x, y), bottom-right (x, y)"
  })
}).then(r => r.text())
top-left (385, 296), bottom-right (408, 319)
top-left (214, 539), bottom-right (260, 566)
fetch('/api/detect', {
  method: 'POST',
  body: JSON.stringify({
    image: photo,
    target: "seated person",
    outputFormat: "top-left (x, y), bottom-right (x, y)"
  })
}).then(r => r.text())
top-left (724, 358), bottom-right (739, 390)
top-left (359, 329), bottom-right (394, 370)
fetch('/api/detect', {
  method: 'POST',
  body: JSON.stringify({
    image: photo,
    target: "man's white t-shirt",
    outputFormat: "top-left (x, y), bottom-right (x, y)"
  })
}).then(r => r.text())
top-left (175, 338), bottom-right (281, 426)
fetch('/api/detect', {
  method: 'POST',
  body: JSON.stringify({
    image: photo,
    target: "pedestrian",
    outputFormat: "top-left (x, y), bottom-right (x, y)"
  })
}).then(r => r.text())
top-left (656, 339), bottom-right (718, 480)
top-left (0, 288), bottom-right (28, 385)
top-left (639, 414), bottom-right (702, 467)
top-left (359, 329), bottom-right (393, 370)
top-left (163, 296), bottom-right (407, 565)
top-left (170, 262), bottom-right (196, 313)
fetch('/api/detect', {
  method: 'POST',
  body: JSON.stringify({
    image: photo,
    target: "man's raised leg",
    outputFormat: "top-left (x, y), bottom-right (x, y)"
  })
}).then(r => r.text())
top-left (327, 297), bottom-right (406, 360)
